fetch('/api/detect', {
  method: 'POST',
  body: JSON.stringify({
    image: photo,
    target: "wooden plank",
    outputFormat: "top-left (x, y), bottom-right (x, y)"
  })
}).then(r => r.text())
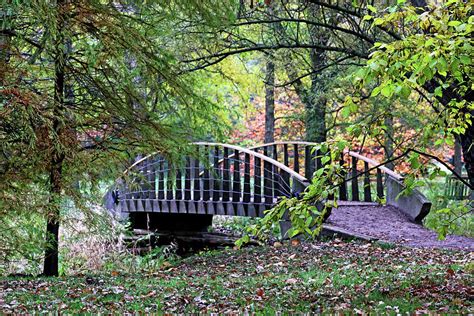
top-left (283, 144), bottom-right (289, 167)
top-left (226, 202), bottom-right (235, 216)
top-left (232, 149), bottom-right (241, 203)
top-left (196, 201), bottom-right (205, 214)
top-left (247, 204), bottom-right (257, 217)
top-left (169, 200), bottom-right (178, 213)
top-left (351, 156), bottom-right (360, 201)
top-left (364, 161), bottom-right (372, 202)
top-left (161, 200), bottom-right (169, 213)
top-left (152, 199), bottom-right (159, 212)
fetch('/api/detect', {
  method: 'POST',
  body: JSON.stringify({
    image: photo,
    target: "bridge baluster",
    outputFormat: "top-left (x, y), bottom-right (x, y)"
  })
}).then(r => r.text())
top-left (254, 149), bottom-right (262, 204)
top-left (185, 158), bottom-right (192, 201)
top-left (232, 149), bottom-right (241, 203)
top-left (263, 147), bottom-right (273, 208)
top-left (339, 154), bottom-right (348, 201)
top-left (165, 162), bottom-right (174, 201)
top-left (376, 169), bottom-right (384, 200)
top-left (304, 145), bottom-right (312, 179)
top-left (193, 155), bottom-right (201, 201)
top-left (243, 153), bottom-right (251, 208)
top-left (283, 144), bottom-right (289, 167)
top-left (146, 158), bottom-right (156, 200)
top-left (363, 161), bottom-right (372, 202)
top-left (202, 146), bottom-right (211, 202)
top-left (351, 156), bottom-right (360, 201)
top-left (222, 147), bottom-right (230, 203)
top-left (271, 145), bottom-right (280, 197)
top-left (293, 144), bottom-right (299, 174)
top-left (156, 159), bottom-right (164, 200)
top-left (315, 149), bottom-right (321, 172)
top-left (212, 146), bottom-right (220, 202)
top-left (176, 166), bottom-right (183, 200)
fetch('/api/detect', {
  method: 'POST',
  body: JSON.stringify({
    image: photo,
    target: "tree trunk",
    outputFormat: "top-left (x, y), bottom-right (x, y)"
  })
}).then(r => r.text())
top-left (453, 137), bottom-right (463, 174)
top-left (384, 114), bottom-right (395, 170)
top-left (44, 0), bottom-right (66, 277)
top-left (305, 49), bottom-right (327, 143)
top-left (304, 3), bottom-right (329, 143)
top-left (459, 116), bottom-right (474, 188)
top-left (264, 59), bottom-right (275, 143)
top-left (0, 5), bottom-right (12, 83)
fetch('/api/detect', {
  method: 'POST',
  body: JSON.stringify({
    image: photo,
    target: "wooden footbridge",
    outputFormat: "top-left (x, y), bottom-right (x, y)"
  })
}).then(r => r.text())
top-left (105, 141), bottom-right (431, 233)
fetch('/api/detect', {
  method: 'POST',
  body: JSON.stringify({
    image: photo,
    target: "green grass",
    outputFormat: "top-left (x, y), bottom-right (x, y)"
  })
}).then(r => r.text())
top-left (1, 240), bottom-right (472, 313)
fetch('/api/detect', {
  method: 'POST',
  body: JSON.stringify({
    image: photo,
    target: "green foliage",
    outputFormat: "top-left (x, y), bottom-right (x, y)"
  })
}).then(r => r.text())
top-left (350, 0), bottom-right (473, 139)
top-left (0, 0), bottom-right (237, 274)
top-left (237, 139), bottom-right (349, 246)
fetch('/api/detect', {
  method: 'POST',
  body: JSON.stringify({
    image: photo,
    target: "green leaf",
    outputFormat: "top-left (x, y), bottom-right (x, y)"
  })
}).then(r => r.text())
top-left (459, 55), bottom-right (471, 65)
top-left (367, 4), bottom-right (377, 13)
top-left (381, 85), bottom-right (393, 97)
top-left (363, 15), bottom-right (373, 21)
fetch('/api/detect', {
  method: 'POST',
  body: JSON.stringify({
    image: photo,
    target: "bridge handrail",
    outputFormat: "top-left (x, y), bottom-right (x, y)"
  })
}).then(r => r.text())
top-left (193, 142), bottom-right (309, 184)
top-left (249, 141), bottom-right (403, 180)
top-left (120, 142), bottom-right (310, 185)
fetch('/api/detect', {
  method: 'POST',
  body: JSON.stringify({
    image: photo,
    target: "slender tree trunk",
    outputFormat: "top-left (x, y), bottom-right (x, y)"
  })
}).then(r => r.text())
top-left (0, 5), bottom-right (12, 83)
top-left (306, 49), bottom-right (327, 143)
top-left (384, 114), bottom-right (395, 170)
top-left (44, 0), bottom-right (66, 277)
top-left (453, 137), bottom-right (463, 174)
top-left (459, 114), bottom-right (474, 188)
top-left (304, 3), bottom-right (329, 143)
top-left (264, 59), bottom-right (275, 143)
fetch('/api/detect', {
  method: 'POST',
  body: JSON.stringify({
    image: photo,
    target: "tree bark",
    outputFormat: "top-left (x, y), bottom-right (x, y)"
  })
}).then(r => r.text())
top-left (43, 0), bottom-right (66, 277)
top-left (453, 137), bottom-right (463, 174)
top-left (264, 59), bottom-right (275, 143)
top-left (304, 3), bottom-right (329, 143)
top-left (384, 114), bottom-right (395, 170)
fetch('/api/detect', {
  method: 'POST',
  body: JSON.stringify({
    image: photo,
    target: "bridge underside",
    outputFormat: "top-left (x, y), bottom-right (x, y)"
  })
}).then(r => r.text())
top-left (116, 198), bottom-right (278, 218)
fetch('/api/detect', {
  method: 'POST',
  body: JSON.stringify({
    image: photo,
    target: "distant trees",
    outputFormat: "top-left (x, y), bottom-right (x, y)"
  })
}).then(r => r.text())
top-left (183, 0), bottom-right (472, 183)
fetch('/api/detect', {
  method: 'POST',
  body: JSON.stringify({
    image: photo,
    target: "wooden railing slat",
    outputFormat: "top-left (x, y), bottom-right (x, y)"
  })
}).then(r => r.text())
top-left (351, 156), bottom-right (360, 201)
top-left (363, 161), bottom-right (372, 202)
top-left (232, 149), bottom-right (241, 203)
top-left (222, 147), bottom-right (230, 202)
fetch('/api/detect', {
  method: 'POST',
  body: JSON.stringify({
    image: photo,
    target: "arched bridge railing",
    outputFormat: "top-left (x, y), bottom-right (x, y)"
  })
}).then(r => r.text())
top-left (248, 141), bottom-right (431, 222)
top-left (108, 143), bottom-right (309, 218)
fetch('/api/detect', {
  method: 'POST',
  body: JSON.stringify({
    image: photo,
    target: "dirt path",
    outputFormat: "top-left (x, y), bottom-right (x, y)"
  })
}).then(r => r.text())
top-left (327, 203), bottom-right (474, 251)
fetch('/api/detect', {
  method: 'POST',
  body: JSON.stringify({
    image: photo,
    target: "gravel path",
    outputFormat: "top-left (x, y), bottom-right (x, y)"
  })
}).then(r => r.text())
top-left (327, 203), bottom-right (474, 251)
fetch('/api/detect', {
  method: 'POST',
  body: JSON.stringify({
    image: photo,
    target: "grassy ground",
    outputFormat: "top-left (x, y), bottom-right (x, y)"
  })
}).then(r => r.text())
top-left (1, 239), bottom-right (472, 313)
